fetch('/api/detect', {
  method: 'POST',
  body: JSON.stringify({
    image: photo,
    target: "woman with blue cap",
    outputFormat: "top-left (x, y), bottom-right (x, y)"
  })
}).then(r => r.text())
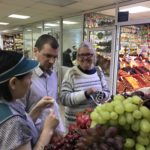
top-left (0, 50), bottom-right (59, 150)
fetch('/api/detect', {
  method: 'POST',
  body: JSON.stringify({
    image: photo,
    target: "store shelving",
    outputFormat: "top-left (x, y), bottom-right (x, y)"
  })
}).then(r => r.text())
top-left (3, 33), bottom-right (23, 52)
top-left (3, 35), bottom-right (14, 51)
top-left (89, 30), bottom-right (112, 76)
top-left (14, 34), bottom-right (23, 52)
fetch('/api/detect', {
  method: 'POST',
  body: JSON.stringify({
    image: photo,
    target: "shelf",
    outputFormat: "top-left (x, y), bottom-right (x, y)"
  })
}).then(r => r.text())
top-left (3, 33), bottom-right (23, 51)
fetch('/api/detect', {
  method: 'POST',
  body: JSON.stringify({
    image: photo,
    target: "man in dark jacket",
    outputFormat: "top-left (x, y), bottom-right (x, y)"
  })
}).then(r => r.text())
top-left (63, 48), bottom-right (73, 67)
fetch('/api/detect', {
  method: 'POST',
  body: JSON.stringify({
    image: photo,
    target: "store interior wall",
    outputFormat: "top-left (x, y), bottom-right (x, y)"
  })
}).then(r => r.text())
top-left (24, 29), bottom-right (33, 57)
top-left (33, 29), bottom-right (42, 49)
top-left (63, 16), bottom-right (83, 50)
top-left (63, 28), bottom-right (82, 51)
top-left (2, 0), bottom-right (150, 95)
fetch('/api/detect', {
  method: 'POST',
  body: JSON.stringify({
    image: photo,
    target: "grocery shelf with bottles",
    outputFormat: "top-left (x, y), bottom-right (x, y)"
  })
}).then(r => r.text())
top-left (117, 24), bottom-right (150, 94)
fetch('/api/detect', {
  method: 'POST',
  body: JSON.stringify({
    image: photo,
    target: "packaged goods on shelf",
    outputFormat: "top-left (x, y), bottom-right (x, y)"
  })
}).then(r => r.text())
top-left (125, 76), bottom-right (140, 89)
top-left (2, 33), bottom-right (23, 52)
top-left (117, 24), bottom-right (150, 94)
top-left (89, 30), bottom-right (112, 76)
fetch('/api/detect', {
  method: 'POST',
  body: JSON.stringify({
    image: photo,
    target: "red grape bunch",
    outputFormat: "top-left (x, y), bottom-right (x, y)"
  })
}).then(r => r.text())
top-left (75, 125), bottom-right (125, 150)
top-left (44, 129), bottom-right (81, 150)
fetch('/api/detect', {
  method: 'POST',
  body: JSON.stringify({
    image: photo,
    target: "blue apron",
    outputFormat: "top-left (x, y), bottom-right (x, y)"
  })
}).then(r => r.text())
top-left (0, 101), bottom-right (39, 147)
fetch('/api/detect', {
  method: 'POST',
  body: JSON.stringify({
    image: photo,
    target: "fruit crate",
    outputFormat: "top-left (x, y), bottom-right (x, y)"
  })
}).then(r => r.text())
top-left (124, 76), bottom-right (141, 90)
top-left (132, 74), bottom-right (147, 87)
top-left (143, 73), bottom-right (150, 81)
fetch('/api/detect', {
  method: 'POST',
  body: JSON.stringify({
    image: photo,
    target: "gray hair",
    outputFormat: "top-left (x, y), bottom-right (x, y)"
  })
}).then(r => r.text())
top-left (77, 41), bottom-right (97, 64)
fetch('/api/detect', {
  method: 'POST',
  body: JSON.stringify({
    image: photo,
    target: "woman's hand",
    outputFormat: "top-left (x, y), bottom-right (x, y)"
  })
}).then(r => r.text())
top-left (29, 96), bottom-right (54, 122)
top-left (35, 96), bottom-right (54, 110)
top-left (33, 110), bottom-right (59, 150)
top-left (85, 88), bottom-right (97, 96)
top-left (43, 110), bottom-right (59, 132)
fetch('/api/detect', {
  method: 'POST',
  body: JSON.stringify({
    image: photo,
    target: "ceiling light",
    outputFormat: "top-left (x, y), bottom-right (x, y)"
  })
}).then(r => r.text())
top-left (8, 14), bottom-right (30, 19)
top-left (63, 21), bottom-right (78, 24)
top-left (45, 23), bottom-right (59, 27)
top-left (45, 27), bottom-right (51, 29)
top-left (37, 26), bottom-right (42, 29)
top-left (120, 6), bottom-right (150, 13)
top-left (39, 0), bottom-right (79, 7)
top-left (37, 26), bottom-right (52, 29)
top-left (27, 29), bottom-right (32, 32)
top-left (0, 22), bottom-right (9, 25)
top-left (13, 28), bottom-right (19, 30)
top-left (2, 30), bottom-right (9, 33)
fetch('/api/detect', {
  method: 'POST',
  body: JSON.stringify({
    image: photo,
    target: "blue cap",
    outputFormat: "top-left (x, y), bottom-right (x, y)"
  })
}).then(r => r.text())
top-left (0, 56), bottom-right (39, 84)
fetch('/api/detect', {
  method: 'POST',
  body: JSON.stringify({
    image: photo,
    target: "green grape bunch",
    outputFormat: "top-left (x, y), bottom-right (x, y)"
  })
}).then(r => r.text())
top-left (90, 94), bottom-right (150, 150)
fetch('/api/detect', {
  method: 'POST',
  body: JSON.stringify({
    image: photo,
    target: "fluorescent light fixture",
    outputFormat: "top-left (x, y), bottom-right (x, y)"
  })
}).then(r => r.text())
top-left (13, 28), bottom-right (19, 30)
top-left (120, 6), bottom-right (150, 13)
top-left (45, 27), bottom-right (51, 29)
top-left (37, 26), bottom-right (51, 29)
top-left (2, 30), bottom-right (9, 33)
top-left (63, 21), bottom-right (78, 24)
top-left (27, 29), bottom-right (32, 32)
top-left (45, 23), bottom-right (59, 27)
top-left (37, 26), bottom-right (42, 29)
top-left (0, 22), bottom-right (9, 25)
top-left (9, 14), bottom-right (30, 19)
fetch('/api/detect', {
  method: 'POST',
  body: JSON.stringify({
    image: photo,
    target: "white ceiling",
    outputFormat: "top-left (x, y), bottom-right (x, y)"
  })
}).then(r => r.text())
top-left (120, 1), bottom-right (150, 20)
top-left (0, 0), bottom-right (127, 31)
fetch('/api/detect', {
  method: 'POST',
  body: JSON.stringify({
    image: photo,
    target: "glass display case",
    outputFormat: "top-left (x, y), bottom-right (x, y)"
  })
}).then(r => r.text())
top-left (86, 27), bottom-right (115, 94)
top-left (89, 29), bottom-right (112, 76)
top-left (84, 10), bottom-right (116, 94)
top-left (84, 12), bottom-right (115, 28)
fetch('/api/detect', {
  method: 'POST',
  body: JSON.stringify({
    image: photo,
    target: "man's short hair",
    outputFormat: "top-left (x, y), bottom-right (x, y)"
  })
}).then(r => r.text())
top-left (35, 34), bottom-right (59, 50)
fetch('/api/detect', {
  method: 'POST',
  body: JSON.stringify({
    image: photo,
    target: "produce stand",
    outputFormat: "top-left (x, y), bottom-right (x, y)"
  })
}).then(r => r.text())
top-left (117, 24), bottom-right (150, 94)
top-left (45, 93), bottom-right (150, 150)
